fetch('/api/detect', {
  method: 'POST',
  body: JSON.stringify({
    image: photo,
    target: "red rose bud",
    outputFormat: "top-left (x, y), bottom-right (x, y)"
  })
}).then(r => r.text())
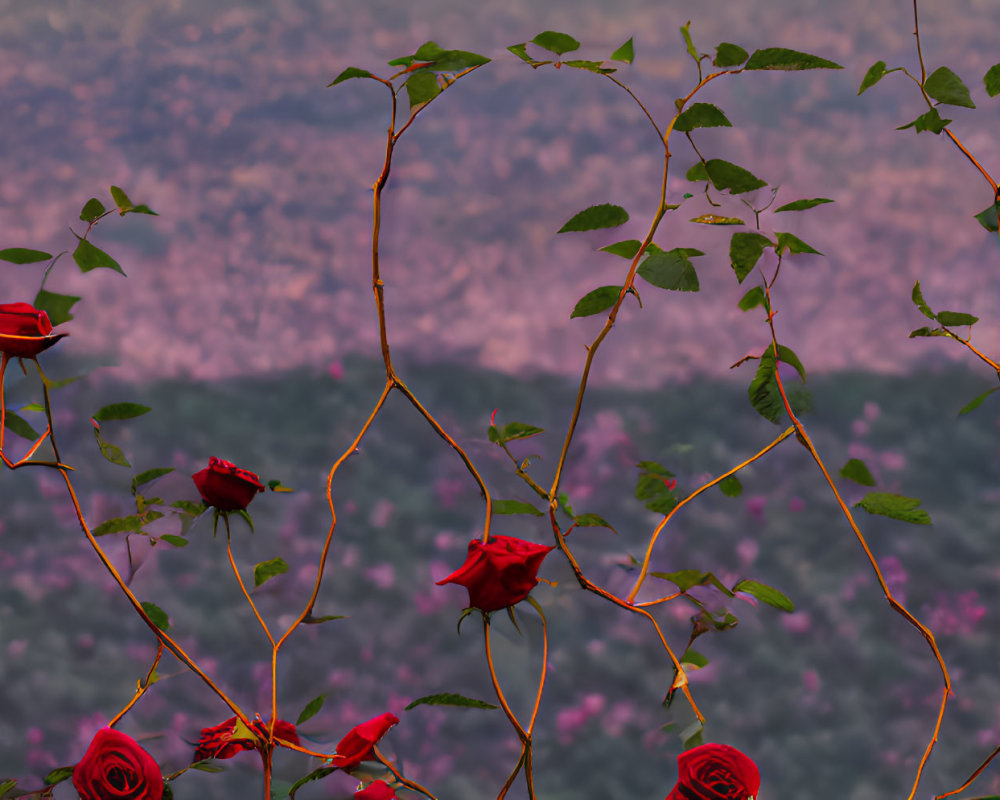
top-left (355, 781), bottom-right (398, 800)
top-left (665, 743), bottom-right (760, 800)
top-left (0, 301), bottom-right (65, 358)
top-left (436, 535), bottom-right (554, 612)
top-left (73, 727), bottom-right (163, 800)
top-left (192, 457), bottom-right (265, 511)
top-left (330, 712), bottom-right (400, 771)
top-left (193, 716), bottom-right (299, 761)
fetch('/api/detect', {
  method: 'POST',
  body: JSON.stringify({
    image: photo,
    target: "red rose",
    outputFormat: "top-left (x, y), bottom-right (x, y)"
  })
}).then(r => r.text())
top-left (666, 743), bottom-right (760, 800)
top-left (193, 717), bottom-right (299, 761)
top-left (436, 535), bottom-right (554, 612)
top-left (72, 727), bottom-right (163, 800)
top-left (354, 781), bottom-right (398, 800)
top-left (192, 457), bottom-right (265, 511)
top-left (330, 712), bottom-right (399, 770)
top-left (0, 302), bottom-right (65, 358)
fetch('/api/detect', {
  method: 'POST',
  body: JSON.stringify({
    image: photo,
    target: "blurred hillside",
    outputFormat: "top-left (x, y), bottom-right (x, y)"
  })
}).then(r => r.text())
top-left (0, 359), bottom-right (997, 799)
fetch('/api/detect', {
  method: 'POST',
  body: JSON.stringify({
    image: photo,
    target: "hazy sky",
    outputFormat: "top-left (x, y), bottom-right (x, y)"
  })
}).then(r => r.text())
top-left (1, 0), bottom-right (998, 386)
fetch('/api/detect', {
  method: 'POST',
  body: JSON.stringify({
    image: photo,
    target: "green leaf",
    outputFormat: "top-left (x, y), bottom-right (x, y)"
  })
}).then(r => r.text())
top-left (858, 60), bottom-right (889, 94)
top-left (573, 513), bottom-right (617, 533)
top-left (705, 159), bottom-right (766, 194)
top-left (110, 185), bottom-right (132, 213)
top-left (507, 43), bottom-right (546, 67)
top-left (689, 214), bottom-right (744, 225)
top-left (303, 614), bottom-right (347, 624)
top-left (680, 648), bottom-right (709, 668)
top-left (158, 534), bottom-right (189, 548)
top-left (254, 557), bottom-right (289, 587)
top-left (531, 31), bottom-right (579, 56)
top-left (558, 203), bottom-right (629, 233)
top-left (33, 289), bottom-right (80, 326)
top-left (733, 579), bottom-right (794, 611)
top-left (679, 22), bottom-right (698, 63)
top-left (855, 492), bottom-right (931, 525)
top-left (44, 766), bottom-right (75, 786)
top-left (493, 499), bottom-right (544, 516)
top-left (774, 197), bottom-right (834, 212)
top-left (738, 286), bottom-right (766, 312)
top-left (974, 203), bottom-right (1000, 232)
top-left (908, 326), bottom-right (948, 338)
top-left (328, 66), bottom-right (375, 86)
top-left (637, 460), bottom-right (674, 478)
top-left (748, 349), bottom-right (783, 424)
top-left (600, 240), bottom-right (642, 258)
top-left (719, 475), bottom-right (742, 497)
top-left (132, 467), bottom-right (174, 494)
top-left (140, 601), bottom-right (170, 631)
top-left (296, 695), bottom-right (326, 725)
top-left (3, 410), bottom-right (40, 441)
top-left (73, 236), bottom-right (124, 275)
top-left (775, 232), bottom-right (822, 256)
top-left (93, 427), bottom-right (131, 467)
top-left (94, 402), bottom-right (152, 422)
top-left (412, 42), bottom-right (490, 71)
top-left (896, 108), bottom-right (952, 134)
top-left (571, 285), bottom-right (622, 318)
top-left (924, 66), bottom-right (975, 108)
top-left (674, 103), bottom-right (732, 132)
top-left (745, 48), bottom-right (843, 71)
top-left (637, 248), bottom-right (701, 292)
top-left (405, 693), bottom-right (499, 711)
top-left (0, 779), bottom-right (18, 798)
top-left (985, 64), bottom-right (1000, 97)
top-left (498, 422), bottom-right (544, 442)
top-left (172, 499), bottom-right (206, 515)
top-left (958, 386), bottom-right (1000, 415)
top-left (686, 162), bottom-right (709, 182)
top-left (840, 458), bottom-right (876, 486)
top-left (651, 569), bottom-right (734, 597)
top-left (713, 42), bottom-right (748, 67)
top-left (80, 197), bottom-right (107, 221)
top-left (93, 515), bottom-right (145, 536)
top-left (729, 232), bottom-right (773, 283)
top-left (911, 281), bottom-right (936, 320)
top-left (405, 71), bottom-right (441, 110)
top-left (935, 310), bottom-right (978, 327)
top-left (0, 247), bottom-right (52, 264)
top-left (288, 767), bottom-right (337, 800)
top-left (611, 37), bottom-right (634, 64)
top-left (563, 60), bottom-right (616, 75)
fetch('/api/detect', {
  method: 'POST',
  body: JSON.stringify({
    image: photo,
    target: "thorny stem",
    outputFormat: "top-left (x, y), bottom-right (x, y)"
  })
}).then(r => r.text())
top-left (483, 615), bottom-right (535, 800)
top-left (548, 509), bottom-right (704, 723)
top-left (374, 745), bottom-right (441, 800)
top-left (108, 643), bottom-right (164, 728)
top-left (764, 284), bottom-right (950, 800)
top-left (934, 743), bottom-right (1000, 799)
top-left (625, 427), bottom-right (797, 604)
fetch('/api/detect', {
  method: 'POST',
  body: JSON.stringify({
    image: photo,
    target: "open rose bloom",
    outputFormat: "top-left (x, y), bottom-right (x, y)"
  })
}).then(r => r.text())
top-left (192, 457), bottom-right (265, 511)
top-left (666, 743), bottom-right (760, 800)
top-left (73, 727), bottom-right (163, 800)
top-left (194, 716), bottom-right (299, 761)
top-left (0, 302), bottom-right (66, 359)
top-left (437, 535), bottom-right (554, 612)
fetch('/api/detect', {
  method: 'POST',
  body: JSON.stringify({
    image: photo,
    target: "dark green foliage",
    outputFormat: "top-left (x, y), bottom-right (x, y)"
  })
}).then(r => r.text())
top-left (924, 66), bottom-right (975, 108)
top-left (896, 108), bottom-right (951, 134)
top-left (637, 248), bottom-right (701, 292)
top-left (744, 48), bottom-right (843, 71)
top-left (531, 31), bottom-right (580, 56)
top-left (405, 693), bottom-right (498, 710)
top-left (855, 492), bottom-right (931, 525)
top-left (0, 247), bottom-right (51, 264)
top-left (713, 42), bottom-right (748, 67)
top-left (570, 286), bottom-right (622, 318)
top-left (840, 458), bottom-right (875, 486)
top-left (558, 204), bottom-right (629, 233)
top-left (674, 103), bottom-right (731, 132)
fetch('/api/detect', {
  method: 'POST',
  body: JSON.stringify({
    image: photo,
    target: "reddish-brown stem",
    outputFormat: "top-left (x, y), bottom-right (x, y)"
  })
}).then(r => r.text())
top-left (108, 643), bottom-right (164, 728)
top-left (625, 427), bottom-right (796, 604)
top-left (935, 743), bottom-right (1000, 799)
top-left (373, 745), bottom-right (440, 800)
top-left (764, 285), bottom-right (950, 800)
